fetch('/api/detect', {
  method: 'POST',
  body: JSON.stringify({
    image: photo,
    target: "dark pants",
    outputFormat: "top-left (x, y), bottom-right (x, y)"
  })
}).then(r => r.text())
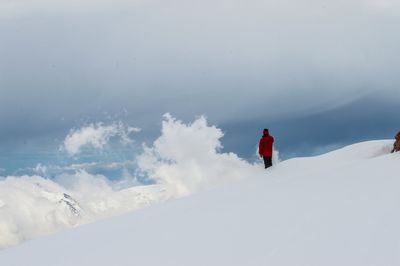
top-left (263, 156), bottom-right (272, 169)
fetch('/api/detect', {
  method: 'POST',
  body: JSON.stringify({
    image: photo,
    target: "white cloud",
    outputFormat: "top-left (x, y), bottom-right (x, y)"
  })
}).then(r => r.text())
top-left (62, 122), bottom-right (140, 155)
top-left (137, 114), bottom-right (260, 196)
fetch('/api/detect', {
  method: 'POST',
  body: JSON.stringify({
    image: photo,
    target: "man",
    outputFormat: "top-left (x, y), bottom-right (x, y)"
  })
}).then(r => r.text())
top-left (391, 131), bottom-right (400, 153)
top-left (259, 128), bottom-right (274, 169)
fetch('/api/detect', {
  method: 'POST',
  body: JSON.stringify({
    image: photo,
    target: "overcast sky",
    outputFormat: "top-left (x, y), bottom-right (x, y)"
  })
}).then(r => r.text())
top-left (0, 0), bottom-right (399, 158)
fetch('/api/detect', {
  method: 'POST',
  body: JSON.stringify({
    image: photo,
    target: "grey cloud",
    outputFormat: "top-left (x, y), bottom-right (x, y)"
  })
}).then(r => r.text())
top-left (0, 0), bottom-right (399, 155)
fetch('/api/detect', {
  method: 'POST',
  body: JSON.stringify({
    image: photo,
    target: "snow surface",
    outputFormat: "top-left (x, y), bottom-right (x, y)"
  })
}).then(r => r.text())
top-left (0, 139), bottom-right (399, 265)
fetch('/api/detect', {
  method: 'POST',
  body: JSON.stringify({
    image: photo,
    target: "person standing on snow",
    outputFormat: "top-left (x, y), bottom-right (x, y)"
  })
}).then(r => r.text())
top-left (391, 131), bottom-right (400, 153)
top-left (259, 129), bottom-right (274, 169)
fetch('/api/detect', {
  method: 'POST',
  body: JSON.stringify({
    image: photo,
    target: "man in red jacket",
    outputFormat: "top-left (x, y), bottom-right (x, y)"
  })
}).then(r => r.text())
top-left (259, 128), bottom-right (274, 169)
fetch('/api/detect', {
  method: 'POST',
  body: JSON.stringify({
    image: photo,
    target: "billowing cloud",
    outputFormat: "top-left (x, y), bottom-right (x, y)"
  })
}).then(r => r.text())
top-left (137, 114), bottom-right (261, 196)
top-left (62, 122), bottom-right (140, 155)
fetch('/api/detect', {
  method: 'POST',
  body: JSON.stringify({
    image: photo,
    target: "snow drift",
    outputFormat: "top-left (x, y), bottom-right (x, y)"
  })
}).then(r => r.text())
top-left (0, 138), bottom-right (399, 265)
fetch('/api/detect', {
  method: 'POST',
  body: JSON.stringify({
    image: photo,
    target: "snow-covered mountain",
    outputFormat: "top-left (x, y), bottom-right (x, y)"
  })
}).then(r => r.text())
top-left (0, 140), bottom-right (399, 265)
top-left (0, 174), bottom-right (173, 248)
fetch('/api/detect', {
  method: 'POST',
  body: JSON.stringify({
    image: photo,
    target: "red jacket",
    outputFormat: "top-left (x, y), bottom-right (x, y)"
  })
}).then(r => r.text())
top-left (259, 130), bottom-right (274, 157)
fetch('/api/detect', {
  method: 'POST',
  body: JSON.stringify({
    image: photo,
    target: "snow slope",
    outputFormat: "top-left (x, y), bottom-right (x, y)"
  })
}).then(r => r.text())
top-left (1, 140), bottom-right (399, 265)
